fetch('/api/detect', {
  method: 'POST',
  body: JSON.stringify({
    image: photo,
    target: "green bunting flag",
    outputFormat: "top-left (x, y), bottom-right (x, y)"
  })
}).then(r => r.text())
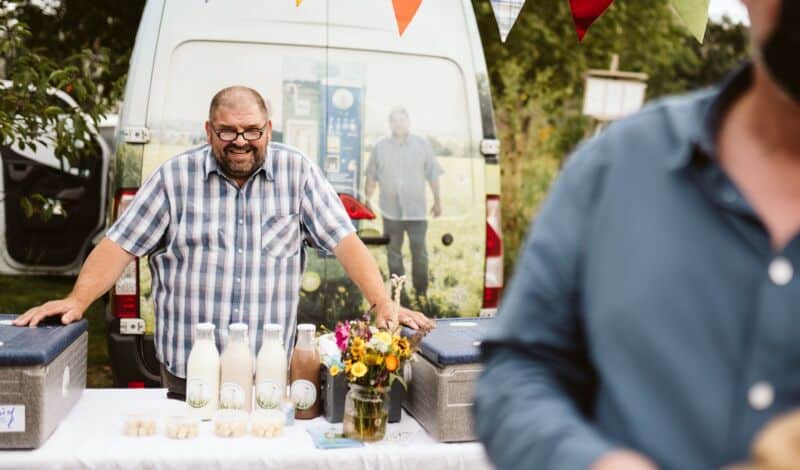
top-left (670, 0), bottom-right (710, 42)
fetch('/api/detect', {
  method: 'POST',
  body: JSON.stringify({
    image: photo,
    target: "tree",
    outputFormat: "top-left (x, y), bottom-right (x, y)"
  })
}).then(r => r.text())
top-left (0, 0), bottom-right (140, 219)
top-left (13, 0), bottom-right (145, 108)
top-left (469, 0), bottom-right (749, 272)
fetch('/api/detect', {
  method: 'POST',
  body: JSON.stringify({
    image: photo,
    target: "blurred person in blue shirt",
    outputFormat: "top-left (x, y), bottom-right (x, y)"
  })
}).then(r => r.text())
top-left (474, 1), bottom-right (800, 469)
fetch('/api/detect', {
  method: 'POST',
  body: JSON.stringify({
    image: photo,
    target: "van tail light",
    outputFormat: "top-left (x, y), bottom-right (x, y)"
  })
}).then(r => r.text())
top-left (113, 189), bottom-right (140, 319)
top-left (483, 195), bottom-right (503, 309)
top-left (339, 193), bottom-right (376, 220)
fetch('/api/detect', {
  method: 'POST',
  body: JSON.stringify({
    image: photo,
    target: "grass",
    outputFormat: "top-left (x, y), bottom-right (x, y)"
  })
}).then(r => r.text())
top-left (0, 274), bottom-right (113, 388)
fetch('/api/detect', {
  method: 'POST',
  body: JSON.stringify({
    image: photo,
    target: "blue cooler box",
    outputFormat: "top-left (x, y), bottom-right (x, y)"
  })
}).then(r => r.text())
top-left (0, 314), bottom-right (88, 448)
top-left (403, 317), bottom-right (493, 442)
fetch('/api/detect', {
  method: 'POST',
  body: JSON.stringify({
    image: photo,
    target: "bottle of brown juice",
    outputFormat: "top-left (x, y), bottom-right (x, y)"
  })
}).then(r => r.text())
top-left (289, 323), bottom-right (320, 419)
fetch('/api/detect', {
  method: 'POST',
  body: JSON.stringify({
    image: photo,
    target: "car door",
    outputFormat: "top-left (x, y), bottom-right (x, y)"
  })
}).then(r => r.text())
top-left (0, 116), bottom-right (109, 275)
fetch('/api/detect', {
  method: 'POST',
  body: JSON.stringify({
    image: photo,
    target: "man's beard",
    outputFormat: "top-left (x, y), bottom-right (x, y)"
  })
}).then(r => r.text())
top-left (762, 1), bottom-right (800, 102)
top-left (217, 143), bottom-right (266, 180)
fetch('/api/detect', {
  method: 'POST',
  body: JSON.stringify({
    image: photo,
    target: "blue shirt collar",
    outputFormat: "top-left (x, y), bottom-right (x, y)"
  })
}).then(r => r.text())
top-left (666, 62), bottom-right (753, 171)
top-left (203, 143), bottom-right (275, 182)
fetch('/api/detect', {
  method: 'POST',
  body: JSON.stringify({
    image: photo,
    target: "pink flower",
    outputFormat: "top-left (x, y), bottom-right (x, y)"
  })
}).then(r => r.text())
top-left (335, 322), bottom-right (350, 351)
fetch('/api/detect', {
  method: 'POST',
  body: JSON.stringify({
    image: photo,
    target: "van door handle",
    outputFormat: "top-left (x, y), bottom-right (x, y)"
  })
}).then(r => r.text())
top-left (359, 235), bottom-right (390, 245)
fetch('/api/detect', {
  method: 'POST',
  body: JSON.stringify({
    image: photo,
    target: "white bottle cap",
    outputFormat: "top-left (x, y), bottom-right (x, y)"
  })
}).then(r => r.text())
top-left (229, 323), bottom-right (248, 333)
top-left (264, 324), bottom-right (283, 334)
top-left (297, 324), bottom-right (316, 333)
top-left (196, 322), bottom-right (215, 333)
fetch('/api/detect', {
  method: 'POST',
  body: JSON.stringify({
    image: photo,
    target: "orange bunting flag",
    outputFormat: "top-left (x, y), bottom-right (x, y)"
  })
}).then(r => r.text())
top-left (392, 0), bottom-right (423, 36)
top-left (569, 0), bottom-right (614, 41)
top-left (296, 0), bottom-right (303, 5)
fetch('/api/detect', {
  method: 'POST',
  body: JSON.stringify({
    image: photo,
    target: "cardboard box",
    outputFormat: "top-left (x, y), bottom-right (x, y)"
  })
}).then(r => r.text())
top-left (0, 314), bottom-right (87, 448)
top-left (403, 318), bottom-right (493, 442)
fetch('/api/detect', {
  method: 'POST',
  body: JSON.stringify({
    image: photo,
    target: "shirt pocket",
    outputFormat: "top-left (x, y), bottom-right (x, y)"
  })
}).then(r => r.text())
top-left (261, 214), bottom-right (301, 258)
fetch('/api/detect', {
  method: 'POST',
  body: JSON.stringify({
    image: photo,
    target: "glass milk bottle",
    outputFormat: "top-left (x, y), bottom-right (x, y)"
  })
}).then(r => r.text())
top-left (220, 323), bottom-right (254, 412)
top-left (186, 322), bottom-right (220, 420)
top-left (255, 324), bottom-right (288, 410)
top-left (290, 323), bottom-right (320, 419)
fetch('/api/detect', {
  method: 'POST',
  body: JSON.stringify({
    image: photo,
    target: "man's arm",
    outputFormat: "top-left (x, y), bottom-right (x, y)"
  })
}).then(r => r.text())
top-left (14, 237), bottom-right (135, 326)
top-left (428, 178), bottom-right (441, 217)
top-left (423, 142), bottom-right (443, 217)
top-left (364, 149), bottom-right (378, 205)
top-left (364, 175), bottom-right (377, 207)
top-left (333, 233), bottom-right (434, 330)
top-left (473, 143), bottom-right (654, 470)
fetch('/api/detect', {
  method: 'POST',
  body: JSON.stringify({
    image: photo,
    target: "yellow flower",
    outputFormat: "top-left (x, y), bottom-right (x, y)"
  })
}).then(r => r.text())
top-left (395, 337), bottom-right (411, 358)
top-left (374, 331), bottom-right (392, 346)
top-left (350, 337), bottom-right (366, 360)
top-left (365, 352), bottom-right (384, 366)
top-left (344, 359), bottom-right (352, 374)
top-left (351, 361), bottom-right (368, 378)
top-left (329, 364), bottom-right (341, 376)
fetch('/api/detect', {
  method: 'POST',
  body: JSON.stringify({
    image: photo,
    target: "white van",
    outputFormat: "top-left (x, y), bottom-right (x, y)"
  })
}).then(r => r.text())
top-left (0, 84), bottom-right (111, 276)
top-left (107, 0), bottom-right (502, 386)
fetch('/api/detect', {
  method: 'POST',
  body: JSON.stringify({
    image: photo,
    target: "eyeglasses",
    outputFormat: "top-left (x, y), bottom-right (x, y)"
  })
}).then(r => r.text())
top-left (212, 124), bottom-right (267, 142)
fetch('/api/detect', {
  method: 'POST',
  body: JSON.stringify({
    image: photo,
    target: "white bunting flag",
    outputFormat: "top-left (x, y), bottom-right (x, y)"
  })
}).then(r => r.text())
top-left (490, 0), bottom-right (526, 42)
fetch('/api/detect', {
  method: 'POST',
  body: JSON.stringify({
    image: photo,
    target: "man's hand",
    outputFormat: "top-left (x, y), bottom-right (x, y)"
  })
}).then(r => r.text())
top-left (430, 200), bottom-right (442, 218)
top-left (13, 296), bottom-right (89, 327)
top-left (374, 300), bottom-right (436, 331)
top-left (591, 450), bottom-right (658, 470)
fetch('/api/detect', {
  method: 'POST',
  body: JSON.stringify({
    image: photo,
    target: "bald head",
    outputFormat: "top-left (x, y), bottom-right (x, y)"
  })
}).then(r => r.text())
top-left (209, 86), bottom-right (269, 121)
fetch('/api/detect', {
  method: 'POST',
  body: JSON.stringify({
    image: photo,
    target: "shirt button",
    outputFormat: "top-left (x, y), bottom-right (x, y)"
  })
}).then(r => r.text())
top-left (769, 257), bottom-right (794, 286)
top-left (748, 382), bottom-right (774, 410)
top-left (235, 277), bottom-right (241, 283)
top-left (234, 308), bottom-right (239, 313)
top-left (238, 219), bottom-right (244, 225)
top-left (237, 248), bottom-right (243, 254)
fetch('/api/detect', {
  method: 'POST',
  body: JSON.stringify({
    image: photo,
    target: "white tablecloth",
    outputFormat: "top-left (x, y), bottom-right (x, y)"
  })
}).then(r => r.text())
top-left (0, 389), bottom-right (492, 470)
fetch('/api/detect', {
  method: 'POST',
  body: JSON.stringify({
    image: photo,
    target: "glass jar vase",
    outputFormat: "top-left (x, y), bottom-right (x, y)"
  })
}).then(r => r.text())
top-left (342, 384), bottom-right (390, 441)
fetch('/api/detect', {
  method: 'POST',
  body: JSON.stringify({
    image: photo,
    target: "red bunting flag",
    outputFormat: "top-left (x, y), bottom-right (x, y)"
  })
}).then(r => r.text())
top-left (569, 0), bottom-right (614, 41)
top-left (392, 0), bottom-right (423, 36)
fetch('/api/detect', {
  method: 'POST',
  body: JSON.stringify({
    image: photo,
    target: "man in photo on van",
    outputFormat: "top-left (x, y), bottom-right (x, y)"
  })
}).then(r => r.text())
top-left (14, 86), bottom-right (434, 398)
top-left (474, 1), bottom-right (800, 469)
top-left (365, 107), bottom-right (443, 309)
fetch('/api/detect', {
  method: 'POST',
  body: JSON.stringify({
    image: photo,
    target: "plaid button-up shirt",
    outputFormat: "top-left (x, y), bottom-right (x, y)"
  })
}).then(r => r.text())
top-left (107, 142), bottom-right (355, 378)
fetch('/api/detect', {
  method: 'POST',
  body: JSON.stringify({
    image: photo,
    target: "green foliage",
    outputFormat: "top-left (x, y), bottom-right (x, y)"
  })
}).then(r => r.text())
top-left (12, 0), bottom-right (144, 109)
top-left (0, 1), bottom-right (132, 167)
top-left (471, 0), bottom-right (749, 275)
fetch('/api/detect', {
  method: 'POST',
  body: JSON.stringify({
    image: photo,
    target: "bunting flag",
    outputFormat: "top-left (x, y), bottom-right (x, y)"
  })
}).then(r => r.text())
top-left (670, 0), bottom-right (710, 43)
top-left (490, 0), bottom-right (526, 43)
top-left (296, 0), bottom-right (302, 5)
top-left (392, 0), bottom-right (423, 36)
top-left (569, 0), bottom-right (614, 41)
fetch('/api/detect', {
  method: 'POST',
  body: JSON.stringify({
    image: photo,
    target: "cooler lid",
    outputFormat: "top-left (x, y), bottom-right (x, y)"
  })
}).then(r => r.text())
top-left (0, 314), bottom-right (88, 366)
top-left (408, 317), bottom-right (495, 366)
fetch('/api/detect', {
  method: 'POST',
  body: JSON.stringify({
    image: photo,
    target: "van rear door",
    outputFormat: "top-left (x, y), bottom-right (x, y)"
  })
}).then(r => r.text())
top-left (321, 0), bottom-right (485, 319)
top-left (138, 0), bottom-right (331, 334)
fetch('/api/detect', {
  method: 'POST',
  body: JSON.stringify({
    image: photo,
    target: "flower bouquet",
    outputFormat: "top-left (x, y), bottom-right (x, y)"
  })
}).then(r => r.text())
top-left (329, 275), bottom-right (428, 441)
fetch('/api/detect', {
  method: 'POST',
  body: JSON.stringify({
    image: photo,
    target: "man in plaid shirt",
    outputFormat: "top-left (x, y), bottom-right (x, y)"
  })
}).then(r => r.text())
top-left (16, 86), bottom-right (434, 397)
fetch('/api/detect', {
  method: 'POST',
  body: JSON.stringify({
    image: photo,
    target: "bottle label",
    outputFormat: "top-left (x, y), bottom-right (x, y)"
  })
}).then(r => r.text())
top-left (219, 382), bottom-right (246, 410)
top-left (290, 379), bottom-right (317, 410)
top-left (186, 379), bottom-right (212, 408)
top-left (255, 380), bottom-right (283, 409)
